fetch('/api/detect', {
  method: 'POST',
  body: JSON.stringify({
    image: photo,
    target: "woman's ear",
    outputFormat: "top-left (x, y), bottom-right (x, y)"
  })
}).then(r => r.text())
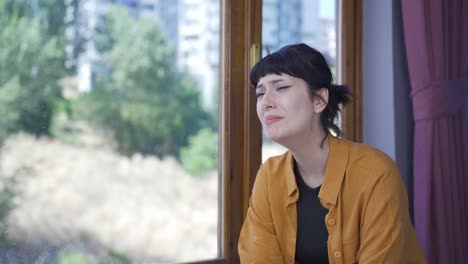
top-left (313, 88), bottom-right (329, 114)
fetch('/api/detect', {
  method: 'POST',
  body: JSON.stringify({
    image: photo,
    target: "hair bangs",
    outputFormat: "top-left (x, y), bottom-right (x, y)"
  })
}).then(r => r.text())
top-left (249, 51), bottom-right (300, 88)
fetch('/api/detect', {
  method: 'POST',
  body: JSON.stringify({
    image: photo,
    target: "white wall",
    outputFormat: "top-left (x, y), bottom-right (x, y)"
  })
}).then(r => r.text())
top-left (362, 0), bottom-right (396, 160)
top-left (362, 0), bottom-right (414, 213)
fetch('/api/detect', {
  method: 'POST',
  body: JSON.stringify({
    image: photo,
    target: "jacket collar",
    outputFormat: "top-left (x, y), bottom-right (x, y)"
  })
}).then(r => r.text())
top-left (319, 135), bottom-right (349, 206)
top-left (284, 135), bottom-right (349, 207)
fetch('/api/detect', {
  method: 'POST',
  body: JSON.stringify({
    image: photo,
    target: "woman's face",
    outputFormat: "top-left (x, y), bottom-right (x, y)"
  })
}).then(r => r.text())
top-left (255, 73), bottom-right (325, 144)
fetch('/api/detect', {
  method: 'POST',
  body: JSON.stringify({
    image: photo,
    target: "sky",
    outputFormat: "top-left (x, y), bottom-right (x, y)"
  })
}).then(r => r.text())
top-left (320, 0), bottom-right (336, 19)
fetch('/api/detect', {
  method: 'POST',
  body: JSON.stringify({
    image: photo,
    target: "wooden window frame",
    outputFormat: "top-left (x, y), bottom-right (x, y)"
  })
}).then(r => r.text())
top-left (185, 0), bottom-right (361, 263)
top-left (339, 0), bottom-right (363, 142)
top-left (186, 0), bottom-right (262, 263)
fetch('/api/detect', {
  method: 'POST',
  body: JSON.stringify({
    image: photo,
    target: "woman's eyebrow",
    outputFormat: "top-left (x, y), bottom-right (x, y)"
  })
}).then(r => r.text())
top-left (256, 78), bottom-right (285, 89)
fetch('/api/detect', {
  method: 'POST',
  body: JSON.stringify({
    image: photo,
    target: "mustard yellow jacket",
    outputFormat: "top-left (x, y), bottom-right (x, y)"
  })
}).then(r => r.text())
top-left (238, 136), bottom-right (426, 263)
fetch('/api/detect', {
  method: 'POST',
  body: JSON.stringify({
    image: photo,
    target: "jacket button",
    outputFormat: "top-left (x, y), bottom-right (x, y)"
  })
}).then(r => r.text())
top-left (327, 219), bottom-right (336, 226)
top-left (334, 251), bottom-right (342, 258)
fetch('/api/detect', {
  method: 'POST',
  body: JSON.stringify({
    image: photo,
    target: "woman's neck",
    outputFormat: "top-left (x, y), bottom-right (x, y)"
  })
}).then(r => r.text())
top-left (289, 131), bottom-right (330, 188)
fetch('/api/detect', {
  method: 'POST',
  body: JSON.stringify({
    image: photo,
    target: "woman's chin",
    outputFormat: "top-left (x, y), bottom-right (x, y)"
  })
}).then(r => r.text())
top-left (266, 132), bottom-right (284, 144)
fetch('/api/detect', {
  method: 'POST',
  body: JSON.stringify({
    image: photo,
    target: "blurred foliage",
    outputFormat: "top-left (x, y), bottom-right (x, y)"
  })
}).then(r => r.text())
top-left (74, 7), bottom-right (212, 157)
top-left (0, 176), bottom-right (16, 249)
top-left (59, 251), bottom-right (88, 264)
top-left (0, 0), bottom-right (66, 245)
top-left (58, 248), bottom-right (132, 264)
top-left (0, 1), bottom-right (217, 262)
top-left (100, 250), bottom-right (132, 264)
top-left (0, 0), bottom-right (76, 142)
top-left (0, 77), bottom-right (21, 143)
top-left (0, 1), bottom-right (213, 158)
top-left (181, 128), bottom-right (218, 176)
top-left (210, 86), bottom-right (219, 126)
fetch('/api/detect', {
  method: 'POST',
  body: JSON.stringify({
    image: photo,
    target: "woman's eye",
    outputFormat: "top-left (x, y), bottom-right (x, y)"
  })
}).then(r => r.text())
top-left (256, 93), bottom-right (264, 99)
top-left (276, 85), bottom-right (291, 91)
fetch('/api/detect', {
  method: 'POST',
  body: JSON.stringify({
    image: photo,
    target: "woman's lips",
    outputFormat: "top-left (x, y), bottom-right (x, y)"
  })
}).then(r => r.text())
top-left (265, 115), bottom-right (283, 125)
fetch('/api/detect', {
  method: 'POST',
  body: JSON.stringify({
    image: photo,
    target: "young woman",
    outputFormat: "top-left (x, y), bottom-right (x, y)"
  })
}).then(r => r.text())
top-left (238, 44), bottom-right (426, 263)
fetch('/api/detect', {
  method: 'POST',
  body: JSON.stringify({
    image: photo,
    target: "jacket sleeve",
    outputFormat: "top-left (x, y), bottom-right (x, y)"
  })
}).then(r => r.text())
top-left (357, 163), bottom-right (424, 264)
top-left (238, 165), bottom-right (285, 264)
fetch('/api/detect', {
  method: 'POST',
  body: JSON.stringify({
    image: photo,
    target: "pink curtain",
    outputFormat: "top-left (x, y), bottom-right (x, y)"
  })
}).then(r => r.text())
top-left (401, 0), bottom-right (468, 263)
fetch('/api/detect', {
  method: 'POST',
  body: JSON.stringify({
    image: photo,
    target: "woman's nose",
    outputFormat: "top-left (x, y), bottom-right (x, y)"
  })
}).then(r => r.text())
top-left (260, 91), bottom-right (275, 109)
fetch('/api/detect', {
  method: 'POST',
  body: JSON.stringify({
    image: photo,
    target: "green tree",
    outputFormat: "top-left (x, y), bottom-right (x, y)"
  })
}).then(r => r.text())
top-left (181, 128), bottom-right (218, 176)
top-left (0, 0), bottom-right (73, 141)
top-left (76, 7), bottom-right (211, 157)
top-left (0, 77), bottom-right (21, 143)
top-left (0, 176), bottom-right (16, 249)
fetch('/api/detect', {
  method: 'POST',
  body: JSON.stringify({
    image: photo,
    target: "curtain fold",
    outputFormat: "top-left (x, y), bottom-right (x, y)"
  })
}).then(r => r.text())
top-left (401, 0), bottom-right (468, 263)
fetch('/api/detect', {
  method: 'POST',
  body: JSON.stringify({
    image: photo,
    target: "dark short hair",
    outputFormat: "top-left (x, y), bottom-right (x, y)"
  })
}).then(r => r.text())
top-left (250, 43), bottom-right (351, 137)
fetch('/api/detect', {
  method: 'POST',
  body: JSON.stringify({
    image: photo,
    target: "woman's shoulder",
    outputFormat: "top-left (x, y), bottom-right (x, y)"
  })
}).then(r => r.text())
top-left (338, 138), bottom-right (400, 178)
top-left (260, 150), bottom-right (291, 171)
top-left (335, 139), bottom-right (404, 198)
top-left (255, 151), bottom-right (292, 190)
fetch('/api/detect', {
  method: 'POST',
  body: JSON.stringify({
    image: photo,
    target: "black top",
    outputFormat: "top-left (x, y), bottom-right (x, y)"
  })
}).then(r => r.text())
top-left (294, 160), bottom-right (329, 264)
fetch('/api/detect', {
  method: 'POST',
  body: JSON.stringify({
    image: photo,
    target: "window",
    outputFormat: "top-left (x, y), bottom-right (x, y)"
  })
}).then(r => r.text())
top-left (261, 0), bottom-right (339, 160)
top-left (0, 0), bottom-right (221, 263)
top-left (0, 0), bottom-right (360, 263)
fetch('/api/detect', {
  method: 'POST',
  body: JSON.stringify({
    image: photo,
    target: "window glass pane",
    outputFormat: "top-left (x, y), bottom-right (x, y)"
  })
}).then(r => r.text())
top-left (261, 0), bottom-right (337, 161)
top-left (0, 0), bottom-right (220, 263)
